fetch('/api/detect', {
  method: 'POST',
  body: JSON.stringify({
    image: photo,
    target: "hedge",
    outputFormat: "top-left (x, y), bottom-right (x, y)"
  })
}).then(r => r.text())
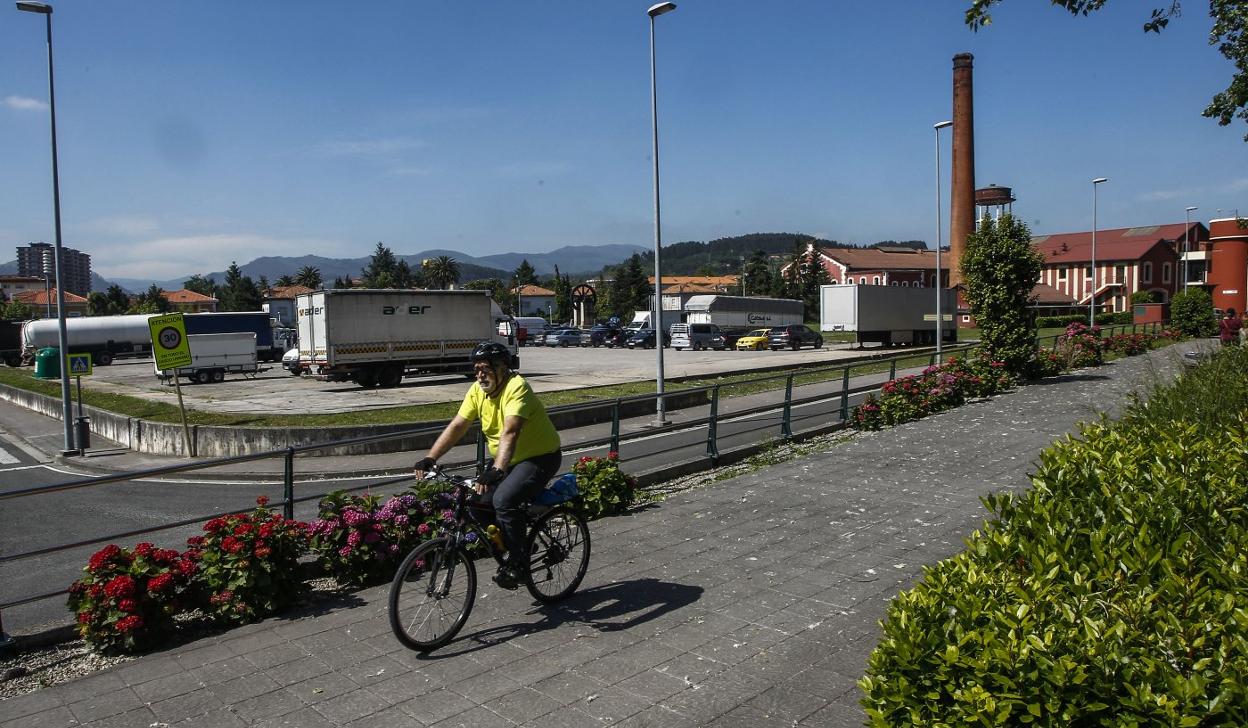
top-left (860, 345), bottom-right (1248, 725)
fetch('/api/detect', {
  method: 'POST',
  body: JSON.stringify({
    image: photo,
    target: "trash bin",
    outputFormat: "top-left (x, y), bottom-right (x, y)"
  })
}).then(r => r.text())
top-left (34, 347), bottom-right (60, 380)
top-left (74, 416), bottom-right (91, 451)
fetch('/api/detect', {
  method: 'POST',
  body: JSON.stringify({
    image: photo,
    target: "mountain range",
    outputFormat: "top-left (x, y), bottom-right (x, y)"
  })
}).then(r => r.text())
top-left (0, 244), bottom-right (646, 294)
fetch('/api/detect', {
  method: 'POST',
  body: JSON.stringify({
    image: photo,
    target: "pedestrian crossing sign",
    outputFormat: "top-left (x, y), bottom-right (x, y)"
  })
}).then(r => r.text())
top-left (66, 352), bottom-right (92, 377)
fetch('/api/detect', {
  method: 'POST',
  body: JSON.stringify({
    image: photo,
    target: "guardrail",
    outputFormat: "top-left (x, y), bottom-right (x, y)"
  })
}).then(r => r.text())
top-left (0, 322), bottom-right (1164, 643)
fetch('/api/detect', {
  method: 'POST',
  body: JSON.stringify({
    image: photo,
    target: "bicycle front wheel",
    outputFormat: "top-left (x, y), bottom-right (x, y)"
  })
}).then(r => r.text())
top-left (525, 507), bottom-right (591, 603)
top-left (389, 538), bottom-right (477, 651)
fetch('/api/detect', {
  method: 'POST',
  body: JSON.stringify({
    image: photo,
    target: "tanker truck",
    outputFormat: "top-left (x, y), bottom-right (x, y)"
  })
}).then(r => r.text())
top-left (21, 314), bottom-right (154, 366)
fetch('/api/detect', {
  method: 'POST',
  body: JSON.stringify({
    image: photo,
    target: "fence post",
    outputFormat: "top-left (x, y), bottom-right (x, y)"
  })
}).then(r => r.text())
top-left (706, 386), bottom-right (720, 465)
top-left (781, 373), bottom-right (794, 439)
top-left (929, 353), bottom-right (936, 367)
top-left (610, 399), bottom-right (621, 454)
top-left (476, 428), bottom-right (486, 473)
top-left (840, 366), bottom-right (850, 421)
top-left (889, 359), bottom-right (896, 380)
top-left (283, 447), bottom-right (295, 521)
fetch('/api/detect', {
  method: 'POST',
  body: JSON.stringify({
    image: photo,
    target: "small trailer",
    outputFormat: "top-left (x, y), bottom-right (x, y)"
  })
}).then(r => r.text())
top-left (155, 332), bottom-right (260, 384)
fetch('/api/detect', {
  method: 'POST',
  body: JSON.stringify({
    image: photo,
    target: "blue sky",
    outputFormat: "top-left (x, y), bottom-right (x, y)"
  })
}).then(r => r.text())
top-left (2, 1), bottom-right (1244, 281)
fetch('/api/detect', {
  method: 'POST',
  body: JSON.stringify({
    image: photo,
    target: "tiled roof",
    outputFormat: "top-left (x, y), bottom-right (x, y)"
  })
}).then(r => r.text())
top-left (647, 275), bottom-right (740, 286)
top-left (819, 247), bottom-right (939, 272)
top-left (1031, 282), bottom-right (1077, 305)
top-left (265, 285), bottom-right (315, 299)
top-left (0, 275), bottom-right (44, 284)
top-left (662, 283), bottom-right (724, 294)
top-left (161, 288), bottom-right (218, 303)
top-left (14, 288), bottom-right (88, 304)
top-left (1033, 223), bottom-right (1198, 264)
top-left (516, 284), bottom-right (555, 296)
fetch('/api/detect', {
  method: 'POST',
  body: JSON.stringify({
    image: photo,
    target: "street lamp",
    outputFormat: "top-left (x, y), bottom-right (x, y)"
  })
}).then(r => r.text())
top-left (648, 1), bottom-right (675, 426)
top-left (1090, 177), bottom-right (1108, 327)
top-left (1183, 205), bottom-right (1198, 295)
top-left (933, 120), bottom-right (952, 363)
top-left (18, 0), bottom-right (76, 455)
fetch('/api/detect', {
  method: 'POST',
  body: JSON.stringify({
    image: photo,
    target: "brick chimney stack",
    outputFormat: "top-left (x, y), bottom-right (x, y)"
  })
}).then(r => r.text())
top-left (949, 52), bottom-right (976, 287)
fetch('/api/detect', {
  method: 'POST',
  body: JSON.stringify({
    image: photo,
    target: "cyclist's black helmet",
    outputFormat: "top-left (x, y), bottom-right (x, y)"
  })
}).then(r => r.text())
top-left (470, 341), bottom-right (510, 368)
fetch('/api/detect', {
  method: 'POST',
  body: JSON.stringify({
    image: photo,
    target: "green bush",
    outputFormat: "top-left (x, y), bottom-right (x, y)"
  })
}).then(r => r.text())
top-left (861, 346), bottom-right (1248, 725)
top-left (573, 452), bottom-right (636, 519)
top-left (1171, 288), bottom-right (1219, 337)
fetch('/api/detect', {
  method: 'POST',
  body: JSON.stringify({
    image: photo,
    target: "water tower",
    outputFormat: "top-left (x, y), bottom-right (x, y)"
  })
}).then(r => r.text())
top-left (975, 184), bottom-right (1015, 223)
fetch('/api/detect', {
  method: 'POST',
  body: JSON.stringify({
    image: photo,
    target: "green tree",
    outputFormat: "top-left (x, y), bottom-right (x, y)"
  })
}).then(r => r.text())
top-left (552, 265), bottom-right (573, 322)
top-left (960, 213), bottom-right (1044, 375)
top-left (794, 250), bottom-right (829, 321)
top-left (463, 278), bottom-right (509, 309)
top-left (743, 250), bottom-right (771, 296)
top-left (965, 1), bottom-right (1248, 139)
top-left (217, 262), bottom-right (263, 311)
top-left (513, 260), bottom-right (537, 287)
top-left (332, 275), bottom-right (354, 289)
top-left (129, 285), bottom-right (171, 314)
top-left (360, 242), bottom-right (399, 288)
top-left (1130, 289), bottom-right (1160, 304)
top-left (275, 275), bottom-right (295, 287)
top-left (392, 260), bottom-right (421, 289)
top-left (1169, 287), bottom-right (1219, 337)
top-left (183, 274), bottom-right (217, 298)
top-left (294, 266), bottom-right (322, 289)
top-left (258, 276), bottom-right (270, 295)
top-left (105, 285), bottom-right (130, 315)
top-left (423, 256), bottom-right (461, 289)
top-left (87, 291), bottom-right (110, 316)
top-left (4, 299), bottom-right (33, 321)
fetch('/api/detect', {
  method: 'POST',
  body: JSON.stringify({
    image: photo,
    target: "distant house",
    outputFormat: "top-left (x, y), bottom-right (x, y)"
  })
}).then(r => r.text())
top-left (0, 275), bottom-right (46, 300)
top-left (791, 244), bottom-right (948, 288)
top-left (13, 287), bottom-right (89, 318)
top-left (263, 285), bottom-right (314, 327)
top-left (161, 288), bottom-right (218, 313)
top-left (514, 284), bottom-right (556, 317)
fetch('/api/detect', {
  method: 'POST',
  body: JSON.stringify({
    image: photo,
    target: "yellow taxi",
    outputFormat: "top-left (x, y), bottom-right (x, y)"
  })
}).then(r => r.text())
top-left (735, 328), bottom-right (772, 351)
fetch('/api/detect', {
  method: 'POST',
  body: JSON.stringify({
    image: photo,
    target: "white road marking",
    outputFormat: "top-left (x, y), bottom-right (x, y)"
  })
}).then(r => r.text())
top-left (0, 446), bottom-right (18, 465)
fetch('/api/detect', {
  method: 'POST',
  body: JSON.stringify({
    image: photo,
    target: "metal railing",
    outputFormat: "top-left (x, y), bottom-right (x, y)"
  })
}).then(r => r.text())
top-left (0, 324), bottom-right (1166, 634)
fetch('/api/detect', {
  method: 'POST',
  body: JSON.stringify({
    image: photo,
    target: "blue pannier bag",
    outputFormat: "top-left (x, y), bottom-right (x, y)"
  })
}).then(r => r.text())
top-left (533, 472), bottom-right (578, 506)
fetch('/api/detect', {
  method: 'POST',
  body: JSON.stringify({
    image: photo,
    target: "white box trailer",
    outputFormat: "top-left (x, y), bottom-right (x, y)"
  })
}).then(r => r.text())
top-left (155, 332), bottom-right (259, 384)
top-left (682, 295), bottom-right (804, 330)
top-left (626, 309), bottom-right (680, 332)
top-left (819, 284), bottom-right (957, 346)
top-left (296, 289), bottom-right (518, 388)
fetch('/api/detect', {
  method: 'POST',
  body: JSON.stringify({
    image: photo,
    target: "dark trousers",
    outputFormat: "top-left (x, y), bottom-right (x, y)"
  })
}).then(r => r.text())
top-left (485, 451), bottom-right (562, 564)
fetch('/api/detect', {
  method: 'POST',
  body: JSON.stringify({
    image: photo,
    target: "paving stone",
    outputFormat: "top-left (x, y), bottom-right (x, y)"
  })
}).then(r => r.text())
top-left (235, 641), bottom-right (309, 670)
top-left (344, 704), bottom-right (425, 728)
top-left (427, 705), bottom-right (513, 728)
top-left (172, 706), bottom-right (249, 727)
top-left (147, 687), bottom-right (227, 724)
top-left (518, 706), bottom-right (603, 728)
top-left (2, 705), bottom-right (77, 728)
top-left (528, 669), bottom-right (611, 705)
top-left (708, 704), bottom-right (793, 728)
top-left (66, 685), bottom-right (144, 723)
top-left (253, 705), bottom-right (338, 728)
top-left (398, 688), bottom-right (478, 725)
top-left (0, 684), bottom-right (65, 719)
top-left (189, 654), bottom-right (260, 685)
top-left (482, 686), bottom-right (562, 724)
top-left (744, 684), bottom-right (830, 723)
top-left (43, 671), bottom-right (124, 704)
top-left (231, 685), bottom-right (307, 722)
top-left (308, 687), bottom-right (385, 724)
top-left (613, 668), bottom-right (691, 703)
top-left (171, 641), bottom-right (236, 670)
top-left (612, 704), bottom-right (689, 728)
top-left (88, 705), bottom-right (158, 728)
top-left (208, 672), bottom-right (282, 703)
top-left (361, 671), bottom-right (444, 706)
top-left (131, 669), bottom-right (206, 703)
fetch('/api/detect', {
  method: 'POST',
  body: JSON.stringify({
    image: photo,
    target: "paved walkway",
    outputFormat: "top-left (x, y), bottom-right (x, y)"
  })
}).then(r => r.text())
top-left (0, 345), bottom-right (1200, 727)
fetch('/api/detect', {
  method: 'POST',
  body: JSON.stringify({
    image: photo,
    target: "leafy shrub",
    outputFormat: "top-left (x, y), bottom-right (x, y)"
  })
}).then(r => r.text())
top-left (850, 354), bottom-right (1015, 431)
top-left (1035, 313), bottom-right (1088, 329)
top-left (1170, 287), bottom-right (1219, 337)
top-left (67, 542), bottom-right (197, 654)
top-left (960, 214), bottom-right (1044, 376)
top-left (1026, 347), bottom-right (1066, 379)
top-left (1053, 321), bottom-right (1103, 369)
top-left (189, 496), bottom-right (309, 625)
top-left (573, 452), bottom-right (635, 519)
top-left (1101, 331), bottom-right (1151, 356)
top-left (860, 345), bottom-right (1248, 724)
top-left (309, 490), bottom-right (456, 586)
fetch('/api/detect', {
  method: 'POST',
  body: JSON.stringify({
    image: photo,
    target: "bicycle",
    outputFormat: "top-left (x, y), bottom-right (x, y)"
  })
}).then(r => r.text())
top-left (388, 466), bottom-right (592, 652)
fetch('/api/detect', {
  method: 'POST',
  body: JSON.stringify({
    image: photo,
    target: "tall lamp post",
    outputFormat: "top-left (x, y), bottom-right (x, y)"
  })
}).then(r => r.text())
top-left (1090, 177), bottom-right (1108, 327)
top-left (18, 0), bottom-right (76, 455)
top-left (647, 1), bottom-right (676, 426)
top-left (1183, 205), bottom-right (1198, 296)
top-left (933, 120), bottom-right (952, 363)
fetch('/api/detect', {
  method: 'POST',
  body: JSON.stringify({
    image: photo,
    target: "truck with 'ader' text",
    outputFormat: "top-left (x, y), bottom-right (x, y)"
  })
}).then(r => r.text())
top-left (295, 289), bottom-right (518, 388)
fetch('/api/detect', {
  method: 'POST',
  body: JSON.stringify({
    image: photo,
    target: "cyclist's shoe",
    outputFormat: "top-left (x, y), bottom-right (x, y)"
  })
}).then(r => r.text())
top-left (492, 564), bottom-right (522, 590)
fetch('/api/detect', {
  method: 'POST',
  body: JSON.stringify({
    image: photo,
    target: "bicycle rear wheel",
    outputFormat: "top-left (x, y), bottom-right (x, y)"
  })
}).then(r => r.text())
top-left (524, 506), bottom-right (591, 603)
top-left (389, 538), bottom-right (477, 651)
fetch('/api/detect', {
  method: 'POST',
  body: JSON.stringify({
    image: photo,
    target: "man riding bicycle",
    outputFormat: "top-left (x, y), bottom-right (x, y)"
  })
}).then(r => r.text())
top-left (413, 341), bottom-right (562, 590)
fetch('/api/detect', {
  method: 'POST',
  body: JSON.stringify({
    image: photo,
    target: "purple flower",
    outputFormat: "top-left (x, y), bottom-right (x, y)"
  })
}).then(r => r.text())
top-left (338, 545), bottom-right (352, 557)
top-left (342, 509), bottom-right (370, 527)
top-left (347, 531), bottom-right (361, 547)
top-left (463, 532), bottom-right (478, 543)
top-left (388, 544), bottom-right (400, 554)
top-left (394, 515), bottom-right (410, 527)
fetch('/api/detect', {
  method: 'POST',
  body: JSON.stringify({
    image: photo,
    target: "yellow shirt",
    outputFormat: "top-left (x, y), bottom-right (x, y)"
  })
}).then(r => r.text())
top-left (457, 374), bottom-right (561, 467)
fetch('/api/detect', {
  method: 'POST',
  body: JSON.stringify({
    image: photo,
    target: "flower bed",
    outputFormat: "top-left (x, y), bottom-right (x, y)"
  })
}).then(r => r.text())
top-left (573, 451), bottom-right (636, 519)
top-left (851, 354), bottom-right (1016, 431)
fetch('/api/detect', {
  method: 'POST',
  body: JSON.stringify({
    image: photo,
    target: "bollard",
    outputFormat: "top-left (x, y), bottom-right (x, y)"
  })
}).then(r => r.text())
top-left (611, 399), bottom-right (621, 454)
top-left (283, 448), bottom-right (295, 520)
top-left (781, 374), bottom-right (794, 439)
top-left (840, 367), bottom-right (850, 421)
top-left (706, 386), bottom-right (720, 464)
top-left (74, 416), bottom-right (91, 451)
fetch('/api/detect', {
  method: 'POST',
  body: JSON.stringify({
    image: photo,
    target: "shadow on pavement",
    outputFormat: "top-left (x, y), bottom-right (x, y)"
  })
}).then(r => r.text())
top-left (423, 577), bottom-right (703, 659)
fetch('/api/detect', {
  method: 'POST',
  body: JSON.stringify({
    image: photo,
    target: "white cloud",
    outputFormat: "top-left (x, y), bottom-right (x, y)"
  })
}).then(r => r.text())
top-left (388, 165), bottom-right (436, 177)
top-left (4, 95), bottom-right (48, 111)
top-left (310, 137), bottom-right (427, 158)
top-left (92, 233), bottom-right (342, 279)
top-left (76, 215), bottom-right (161, 237)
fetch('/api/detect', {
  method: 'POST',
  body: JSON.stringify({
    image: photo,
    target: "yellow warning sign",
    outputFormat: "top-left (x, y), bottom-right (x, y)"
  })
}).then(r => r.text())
top-left (148, 313), bottom-right (192, 370)
top-left (66, 352), bottom-right (92, 377)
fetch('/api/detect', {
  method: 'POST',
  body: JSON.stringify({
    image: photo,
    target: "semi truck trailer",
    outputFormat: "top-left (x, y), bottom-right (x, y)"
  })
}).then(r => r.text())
top-left (819, 284), bottom-right (957, 346)
top-left (1, 321), bottom-right (21, 367)
top-left (295, 289), bottom-right (518, 388)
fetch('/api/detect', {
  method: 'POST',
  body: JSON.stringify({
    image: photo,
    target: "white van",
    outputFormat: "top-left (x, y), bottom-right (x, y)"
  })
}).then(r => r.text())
top-left (513, 316), bottom-right (549, 346)
top-left (670, 323), bottom-right (727, 351)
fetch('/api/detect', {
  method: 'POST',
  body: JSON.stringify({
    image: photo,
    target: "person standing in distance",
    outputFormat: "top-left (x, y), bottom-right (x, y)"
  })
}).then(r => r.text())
top-left (413, 342), bottom-right (562, 589)
top-left (1219, 307), bottom-right (1242, 346)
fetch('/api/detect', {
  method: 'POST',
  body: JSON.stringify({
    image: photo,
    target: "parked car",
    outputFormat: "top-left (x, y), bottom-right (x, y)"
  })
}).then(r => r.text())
top-left (544, 328), bottom-right (583, 347)
top-left (585, 325), bottom-right (627, 348)
top-left (735, 328), bottom-right (772, 351)
top-left (768, 324), bottom-right (823, 350)
top-left (670, 323), bottom-right (727, 351)
top-left (625, 328), bottom-right (670, 349)
top-left (282, 347), bottom-right (306, 376)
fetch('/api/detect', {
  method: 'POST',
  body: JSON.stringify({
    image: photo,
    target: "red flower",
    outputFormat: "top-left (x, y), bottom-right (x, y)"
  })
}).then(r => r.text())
top-left (256, 495), bottom-right (270, 506)
top-left (233, 523), bottom-right (253, 537)
top-left (608, 451), bottom-right (619, 460)
top-left (77, 612), bottom-right (93, 625)
top-left (258, 523), bottom-right (274, 538)
top-left (88, 584), bottom-right (104, 598)
top-left (203, 518), bottom-right (226, 534)
top-left (254, 545), bottom-right (272, 559)
top-left (88, 545), bottom-right (122, 571)
top-left (186, 536), bottom-right (205, 548)
top-left (103, 575), bottom-right (136, 599)
top-left (115, 615), bottom-right (144, 633)
top-left (221, 536), bottom-right (245, 554)
top-left (147, 572), bottom-right (175, 594)
top-left (118, 598), bottom-right (138, 612)
top-left (176, 558), bottom-right (198, 577)
top-left (133, 542), bottom-right (155, 558)
top-left (208, 590), bottom-right (234, 606)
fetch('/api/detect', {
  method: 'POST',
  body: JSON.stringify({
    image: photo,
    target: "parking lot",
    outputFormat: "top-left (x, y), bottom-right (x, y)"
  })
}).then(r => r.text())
top-left (76, 341), bottom-right (874, 415)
